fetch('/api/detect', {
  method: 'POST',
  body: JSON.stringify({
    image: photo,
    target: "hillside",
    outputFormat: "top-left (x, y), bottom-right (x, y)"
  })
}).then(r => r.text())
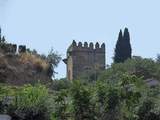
top-left (0, 52), bottom-right (51, 85)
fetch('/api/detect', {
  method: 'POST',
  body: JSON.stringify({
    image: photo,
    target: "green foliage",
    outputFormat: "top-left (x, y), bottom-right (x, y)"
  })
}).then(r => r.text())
top-left (52, 90), bottom-right (69, 120)
top-left (96, 81), bottom-right (120, 120)
top-left (1, 55), bottom-right (160, 120)
top-left (70, 81), bottom-right (96, 120)
top-left (99, 57), bottom-right (160, 82)
top-left (37, 75), bottom-right (160, 120)
top-left (114, 28), bottom-right (132, 63)
top-left (0, 84), bottom-right (17, 114)
top-left (137, 100), bottom-right (160, 120)
top-left (14, 84), bottom-right (48, 109)
top-left (46, 48), bottom-right (62, 78)
top-left (8, 84), bottom-right (53, 120)
top-left (52, 79), bottom-right (71, 91)
top-left (95, 74), bottom-right (145, 120)
top-left (47, 48), bottom-right (61, 68)
top-left (118, 74), bottom-right (144, 120)
top-left (114, 29), bottom-right (123, 63)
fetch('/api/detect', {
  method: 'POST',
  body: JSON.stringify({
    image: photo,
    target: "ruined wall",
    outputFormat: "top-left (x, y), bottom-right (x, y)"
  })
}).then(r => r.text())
top-left (0, 31), bottom-right (26, 54)
top-left (64, 40), bottom-right (105, 80)
top-left (0, 42), bottom-right (26, 54)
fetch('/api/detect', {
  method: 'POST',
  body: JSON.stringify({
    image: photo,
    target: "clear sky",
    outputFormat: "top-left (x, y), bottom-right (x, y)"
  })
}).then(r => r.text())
top-left (0, 0), bottom-right (160, 78)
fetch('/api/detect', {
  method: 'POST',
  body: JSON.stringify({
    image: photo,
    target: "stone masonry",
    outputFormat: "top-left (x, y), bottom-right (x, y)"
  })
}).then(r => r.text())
top-left (63, 40), bottom-right (105, 80)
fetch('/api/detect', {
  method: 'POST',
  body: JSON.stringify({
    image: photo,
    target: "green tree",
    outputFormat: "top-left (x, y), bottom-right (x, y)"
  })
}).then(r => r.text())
top-left (70, 81), bottom-right (96, 120)
top-left (123, 28), bottom-right (132, 59)
top-left (96, 81), bottom-right (120, 120)
top-left (53, 90), bottom-right (69, 120)
top-left (52, 79), bottom-right (71, 91)
top-left (46, 48), bottom-right (61, 78)
top-left (114, 29), bottom-right (123, 63)
top-left (114, 28), bottom-right (132, 63)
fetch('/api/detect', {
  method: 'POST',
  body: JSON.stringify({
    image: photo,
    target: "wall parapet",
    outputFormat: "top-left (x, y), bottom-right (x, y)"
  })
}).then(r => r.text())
top-left (70, 40), bottom-right (105, 52)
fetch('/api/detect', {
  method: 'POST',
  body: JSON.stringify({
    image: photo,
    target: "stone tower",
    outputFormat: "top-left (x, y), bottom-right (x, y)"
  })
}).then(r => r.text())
top-left (63, 40), bottom-right (106, 80)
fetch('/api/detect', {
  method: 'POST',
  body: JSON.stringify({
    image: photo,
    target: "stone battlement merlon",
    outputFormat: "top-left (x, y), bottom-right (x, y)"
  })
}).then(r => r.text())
top-left (0, 42), bottom-right (27, 54)
top-left (64, 40), bottom-right (106, 80)
top-left (71, 40), bottom-right (105, 51)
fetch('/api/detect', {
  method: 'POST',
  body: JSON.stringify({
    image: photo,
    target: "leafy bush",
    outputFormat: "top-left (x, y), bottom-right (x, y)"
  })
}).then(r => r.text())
top-left (70, 81), bottom-right (96, 120)
top-left (96, 81), bottom-right (120, 120)
top-left (51, 79), bottom-right (71, 91)
top-left (99, 56), bottom-right (160, 82)
top-left (50, 73), bottom-right (160, 120)
top-left (52, 90), bottom-right (69, 120)
top-left (8, 84), bottom-right (53, 120)
top-left (0, 84), bottom-right (17, 114)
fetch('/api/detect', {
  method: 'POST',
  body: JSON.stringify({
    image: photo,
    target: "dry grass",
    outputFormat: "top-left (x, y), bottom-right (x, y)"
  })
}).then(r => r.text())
top-left (19, 53), bottom-right (49, 71)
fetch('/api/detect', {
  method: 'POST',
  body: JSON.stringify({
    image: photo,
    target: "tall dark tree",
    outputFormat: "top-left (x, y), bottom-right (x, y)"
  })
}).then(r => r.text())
top-left (123, 28), bottom-right (132, 59)
top-left (114, 28), bottom-right (132, 63)
top-left (114, 29), bottom-right (123, 63)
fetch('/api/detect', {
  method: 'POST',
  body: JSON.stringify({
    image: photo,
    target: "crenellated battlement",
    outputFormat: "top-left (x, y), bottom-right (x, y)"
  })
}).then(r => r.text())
top-left (65, 40), bottom-right (106, 80)
top-left (70, 40), bottom-right (105, 52)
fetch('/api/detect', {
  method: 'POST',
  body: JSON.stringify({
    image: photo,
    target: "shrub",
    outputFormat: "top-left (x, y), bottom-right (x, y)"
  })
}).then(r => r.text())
top-left (46, 48), bottom-right (61, 78)
top-left (0, 84), bottom-right (17, 114)
top-left (52, 90), bottom-right (69, 120)
top-left (96, 81), bottom-right (121, 120)
top-left (70, 81), bottom-right (96, 120)
top-left (99, 57), bottom-right (160, 82)
top-left (9, 84), bottom-right (53, 120)
top-left (51, 79), bottom-right (71, 91)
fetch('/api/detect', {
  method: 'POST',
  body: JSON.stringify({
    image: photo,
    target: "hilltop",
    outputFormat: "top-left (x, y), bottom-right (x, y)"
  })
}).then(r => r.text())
top-left (0, 33), bottom-right (61, 86)
top-left (0, 52), bottom-right (52, 85)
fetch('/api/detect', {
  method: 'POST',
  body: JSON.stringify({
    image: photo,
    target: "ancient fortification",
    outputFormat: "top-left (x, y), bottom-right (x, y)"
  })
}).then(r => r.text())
top-left (0, 28), bottom-right (51, 85)
top-left (63, 40), bottom-right (106, 80)
top-left (0, 28), bottom-right (26, 54)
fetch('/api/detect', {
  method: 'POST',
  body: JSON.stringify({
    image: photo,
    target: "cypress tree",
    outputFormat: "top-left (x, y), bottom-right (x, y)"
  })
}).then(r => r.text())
top-left (123, 28), bottom-right (132, 60)
top-left (114, 28), bottom-right (132, 63)
top-left (114, 29), bottom-right (123, 63)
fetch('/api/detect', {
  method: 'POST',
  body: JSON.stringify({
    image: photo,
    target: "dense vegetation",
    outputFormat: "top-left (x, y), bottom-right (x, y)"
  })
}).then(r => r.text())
top-left (0, 57), bottom-right (160, 120)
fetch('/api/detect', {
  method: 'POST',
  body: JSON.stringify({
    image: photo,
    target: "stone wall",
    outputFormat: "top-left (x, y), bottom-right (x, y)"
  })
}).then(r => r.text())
top-left (0, 43), bottom-right (26, 54)
top-left (64, 40), bottom-right (106, 80)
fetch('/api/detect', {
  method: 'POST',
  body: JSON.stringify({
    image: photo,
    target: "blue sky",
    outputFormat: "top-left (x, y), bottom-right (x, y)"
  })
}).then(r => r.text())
top-left (0, 0), bottom-right (160, 78)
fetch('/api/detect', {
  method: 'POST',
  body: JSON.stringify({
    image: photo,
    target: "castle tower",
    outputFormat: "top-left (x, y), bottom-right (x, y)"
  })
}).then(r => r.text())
top-left (63, 40), bottom-right (106, 80)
